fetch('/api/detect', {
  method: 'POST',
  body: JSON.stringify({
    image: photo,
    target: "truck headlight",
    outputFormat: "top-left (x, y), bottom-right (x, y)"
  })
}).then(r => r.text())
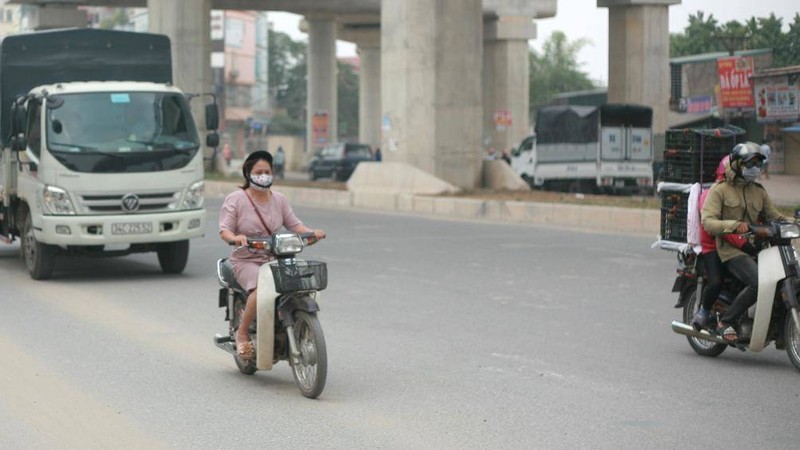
top-left (780, 223), bottom-right (800, 239)
top-left (182, 180), bottom-right (205, 210)
top-left (43, 185), bottom-right (76, 215)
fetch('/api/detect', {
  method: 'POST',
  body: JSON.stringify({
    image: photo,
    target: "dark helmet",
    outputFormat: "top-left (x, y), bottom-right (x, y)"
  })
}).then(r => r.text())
top-left (730, 142), bottom-right (765, 165)
top-left (242, 150), bottom-right (273, 178)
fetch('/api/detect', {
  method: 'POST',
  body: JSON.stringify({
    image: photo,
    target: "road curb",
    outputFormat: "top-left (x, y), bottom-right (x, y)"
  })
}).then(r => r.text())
top-left (205, 180), bottom-right (660, 236)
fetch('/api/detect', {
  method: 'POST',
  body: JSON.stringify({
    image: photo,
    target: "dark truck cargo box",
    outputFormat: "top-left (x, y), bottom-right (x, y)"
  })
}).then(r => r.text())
top-left (0, 28), bottom-right (172, 143)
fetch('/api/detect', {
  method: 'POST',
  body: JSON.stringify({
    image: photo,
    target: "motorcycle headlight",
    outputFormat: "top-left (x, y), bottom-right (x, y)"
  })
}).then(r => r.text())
top-left (181, 180), bottom-right (205, 210)
top-left (273, 234), bottom-right (304, 256)
top-left (43, 185), bottom-right (76, 215)
top-left (780, 223), bottom-right (800, 239)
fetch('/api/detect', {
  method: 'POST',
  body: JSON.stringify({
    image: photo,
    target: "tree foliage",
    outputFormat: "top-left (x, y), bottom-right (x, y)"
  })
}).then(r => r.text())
top-left (337, 61), bottom-right (359, 139)
top-left (670, 12), bottom-right (800, 67)
top-left (268, 29), bottom-right (307, 133)
top-left (529, 31), bottom-right (595, 113)
top-left (267, 29), bottom-right (360, 139)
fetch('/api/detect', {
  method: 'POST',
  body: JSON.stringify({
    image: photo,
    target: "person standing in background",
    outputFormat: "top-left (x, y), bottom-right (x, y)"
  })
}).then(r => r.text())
top-left (760, 140), bottom-right (771, 179)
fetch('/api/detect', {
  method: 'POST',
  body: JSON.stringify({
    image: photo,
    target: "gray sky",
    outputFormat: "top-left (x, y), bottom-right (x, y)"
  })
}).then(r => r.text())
top-left (270, 0), bottom-right (798, 85)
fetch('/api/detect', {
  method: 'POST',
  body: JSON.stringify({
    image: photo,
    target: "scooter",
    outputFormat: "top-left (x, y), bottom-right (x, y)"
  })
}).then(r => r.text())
top-left (670, 221), bottom-right (800, 373)
top-left (214, 232), bottom-right (328, 398)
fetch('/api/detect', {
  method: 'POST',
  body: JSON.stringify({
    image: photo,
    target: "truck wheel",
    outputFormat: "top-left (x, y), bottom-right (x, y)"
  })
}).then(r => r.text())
top-left (21, 211), bottom-right (56, 280)
top-left (157, 240), bottom-right (189, 274)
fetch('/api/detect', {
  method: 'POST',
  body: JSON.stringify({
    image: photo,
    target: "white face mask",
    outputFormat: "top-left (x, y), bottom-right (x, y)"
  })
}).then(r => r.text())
top-left (250, 173), bottom-right (273, 190)
top-left (742, 166), bottom-right (760, 183)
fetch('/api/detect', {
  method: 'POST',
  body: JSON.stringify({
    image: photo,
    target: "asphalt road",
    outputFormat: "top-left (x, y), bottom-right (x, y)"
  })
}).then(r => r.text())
top-left (1, 198), bottom-right (799, 449)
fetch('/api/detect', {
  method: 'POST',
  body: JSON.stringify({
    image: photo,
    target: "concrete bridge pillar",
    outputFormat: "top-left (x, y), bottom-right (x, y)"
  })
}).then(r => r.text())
top-left (305, 15), bottom-right (338, 154)
top-left (147, 0), bottom-right (212, 126)
top-left (598, 0), bottom-right (681, 139)
top-left (28, 4), bottom-right (87, 30)
top-left (483, 16), bottom-right (536, 156)
top-left (381, 0), bottom-right (483, 189)
top-left (355, 31), bottom-right (381, 151)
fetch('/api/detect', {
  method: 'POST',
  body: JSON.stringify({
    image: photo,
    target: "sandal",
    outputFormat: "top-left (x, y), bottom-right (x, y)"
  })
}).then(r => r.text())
top-left (236, 340), bottom-right (254, 360)
top-left (716, 323), bottom-right (738, 343)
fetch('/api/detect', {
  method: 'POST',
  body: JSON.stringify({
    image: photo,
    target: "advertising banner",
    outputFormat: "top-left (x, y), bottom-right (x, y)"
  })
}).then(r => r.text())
top-left (717, 56), bottom-right (755, 109)
top-left (493, 110), bottom-right (512, 131)
top-left (312, 111), bottom-right (329, 146)
top-left (754, 75), bottom-right (799, 122)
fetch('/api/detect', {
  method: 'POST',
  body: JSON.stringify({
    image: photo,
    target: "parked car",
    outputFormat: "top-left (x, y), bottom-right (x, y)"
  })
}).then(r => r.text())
top-left (309, 142), bottom-right (373, 181)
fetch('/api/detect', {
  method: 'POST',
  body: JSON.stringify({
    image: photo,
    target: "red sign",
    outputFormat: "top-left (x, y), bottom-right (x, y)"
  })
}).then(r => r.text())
top-left (311, 111), bottom-right (329, 146)
top-left (717, 56), bottom-right (755, 109)
top-left (493, 110), bottom-right (512, 131)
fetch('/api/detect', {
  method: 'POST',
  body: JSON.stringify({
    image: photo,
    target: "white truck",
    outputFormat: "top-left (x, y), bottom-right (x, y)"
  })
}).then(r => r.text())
top-left (511, 104), bottom-right (654, 194)
top-left (0, 28), bottom-right (219, 279)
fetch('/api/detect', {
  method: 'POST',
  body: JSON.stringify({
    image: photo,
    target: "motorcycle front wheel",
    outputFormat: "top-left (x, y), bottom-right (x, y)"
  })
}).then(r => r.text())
top-left (231, 296), bottom-right (257, 375)
top-left (683, 290), bottom-right (727, 357)
top-left (783, 311), bottom-right (800, 373)
top-left (290, 311), bottom-right (327, 399)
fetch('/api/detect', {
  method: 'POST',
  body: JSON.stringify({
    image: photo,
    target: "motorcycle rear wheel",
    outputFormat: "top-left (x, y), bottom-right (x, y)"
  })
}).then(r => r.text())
top-left (783, 312), bottom-right (800, 373)
top-left (683, 290), bottom-right (727, 357)
top-left (290, 311), bottom-right (327, 399)
top-left (231, 296), bottom-right (257, 375)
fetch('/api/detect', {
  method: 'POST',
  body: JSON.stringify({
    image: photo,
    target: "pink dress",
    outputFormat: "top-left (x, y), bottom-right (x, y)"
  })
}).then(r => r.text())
top-left (218, 188), bottom-right (303, 291)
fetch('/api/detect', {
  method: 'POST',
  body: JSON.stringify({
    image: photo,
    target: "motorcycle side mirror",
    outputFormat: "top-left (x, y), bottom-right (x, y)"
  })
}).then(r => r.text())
top-left (206, 131), bottom-right (220, 148)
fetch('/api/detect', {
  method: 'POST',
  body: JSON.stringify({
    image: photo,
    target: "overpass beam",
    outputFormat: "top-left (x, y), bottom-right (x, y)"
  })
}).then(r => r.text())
top-left (28, 4), bottom-right (87, 30)
top-left (598, 0), bottom-right (681, 138)
top-left (305, 15), bottom-right (338, 153)
top-left (381, 0), bottom-right (483, 189)
top-left (483, 16), bottom-right (536, 156)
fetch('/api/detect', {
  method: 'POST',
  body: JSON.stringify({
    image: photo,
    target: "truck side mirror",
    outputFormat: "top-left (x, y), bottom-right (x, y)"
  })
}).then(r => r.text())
top-left (9, 101), bottom-right (26, 137)
top-left (206, 131), bottom-right (220, 148)
top-left (10, 134), bottom-right (27, 151)
top-left (205, 103), bottom-right (219, 131)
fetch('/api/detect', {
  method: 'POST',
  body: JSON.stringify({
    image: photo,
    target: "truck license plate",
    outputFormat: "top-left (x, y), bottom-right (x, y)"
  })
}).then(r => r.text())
top-left (112, 222), bottom-right (152, 235)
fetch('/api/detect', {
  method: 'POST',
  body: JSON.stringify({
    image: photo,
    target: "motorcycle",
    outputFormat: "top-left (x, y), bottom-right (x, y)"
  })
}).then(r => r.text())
top-left (670, 221), bottom-right (800, 372)
top-left (214, 232), bottom-right (328, 398)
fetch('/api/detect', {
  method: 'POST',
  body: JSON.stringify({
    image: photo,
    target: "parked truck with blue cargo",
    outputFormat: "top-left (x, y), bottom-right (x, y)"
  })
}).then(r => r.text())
top-left (0, 28), bottom-right (219, 279)
top-left (511, 104), bottom-right (654, 194)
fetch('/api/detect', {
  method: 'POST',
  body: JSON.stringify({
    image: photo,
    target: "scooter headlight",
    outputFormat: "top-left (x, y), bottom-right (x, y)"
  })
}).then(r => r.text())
top-left (273, 234), bottom-right (304, 256)
top-left (43, 185), bottom-right (76, 215)
top-left (780, 223), bottom-right (800, 239)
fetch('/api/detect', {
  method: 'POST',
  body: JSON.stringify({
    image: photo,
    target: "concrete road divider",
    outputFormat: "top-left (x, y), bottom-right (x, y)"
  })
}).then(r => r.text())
top-left (205, 180), bottom-right (660, 236)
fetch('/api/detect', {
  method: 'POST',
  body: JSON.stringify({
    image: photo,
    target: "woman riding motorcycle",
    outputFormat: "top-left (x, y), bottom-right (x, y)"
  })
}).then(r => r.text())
top-left (218, 150), bottom-right (326, 360)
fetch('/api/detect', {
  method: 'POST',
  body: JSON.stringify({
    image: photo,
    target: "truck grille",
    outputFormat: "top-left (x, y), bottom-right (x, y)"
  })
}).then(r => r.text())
top-left (77, 191), bottom-right (180, 214)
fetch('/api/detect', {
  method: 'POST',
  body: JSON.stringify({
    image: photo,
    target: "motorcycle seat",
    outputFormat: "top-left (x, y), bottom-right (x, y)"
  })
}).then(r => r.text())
top-left (217, 258), bottom-right (245, 293)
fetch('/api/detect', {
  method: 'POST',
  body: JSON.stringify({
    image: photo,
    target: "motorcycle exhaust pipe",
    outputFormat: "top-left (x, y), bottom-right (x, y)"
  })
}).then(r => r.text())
top-left (670, 321), bottom-right (730, 345)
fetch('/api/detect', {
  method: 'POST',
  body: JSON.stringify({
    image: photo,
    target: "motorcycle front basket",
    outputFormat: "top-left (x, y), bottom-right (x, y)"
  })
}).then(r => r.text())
top-left (270, 261), bottom-right (328, 293)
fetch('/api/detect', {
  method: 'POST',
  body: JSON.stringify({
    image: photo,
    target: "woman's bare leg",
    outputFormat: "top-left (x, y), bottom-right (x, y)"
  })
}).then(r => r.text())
top-left (237, 289), bottom-right (257, 343)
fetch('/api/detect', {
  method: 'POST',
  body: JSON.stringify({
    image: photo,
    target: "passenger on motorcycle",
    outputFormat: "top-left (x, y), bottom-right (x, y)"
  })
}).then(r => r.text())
top-left (701, 142), bottom-right (789, 342)
top-left (218, 150), bottom-right (326, 360)
top-left (689, 155), bottom-right (755, 330)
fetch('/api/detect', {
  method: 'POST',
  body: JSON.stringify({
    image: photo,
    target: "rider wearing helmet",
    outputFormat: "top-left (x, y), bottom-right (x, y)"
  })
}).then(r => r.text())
top-left (701, 142), bottom-right (789, 342)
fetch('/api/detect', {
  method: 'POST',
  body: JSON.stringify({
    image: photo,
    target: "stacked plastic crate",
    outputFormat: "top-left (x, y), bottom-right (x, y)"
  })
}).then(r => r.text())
top-left (660, 126), bottom-right (746, 244)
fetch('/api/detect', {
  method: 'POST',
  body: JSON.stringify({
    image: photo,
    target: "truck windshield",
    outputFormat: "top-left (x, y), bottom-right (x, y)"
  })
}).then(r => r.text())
top-left (45, 92), bottom-right (201, 173)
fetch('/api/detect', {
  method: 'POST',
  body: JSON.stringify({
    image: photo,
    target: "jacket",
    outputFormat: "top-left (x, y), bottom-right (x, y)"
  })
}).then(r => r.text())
top-left (700, 160), bottom-right (787, 262)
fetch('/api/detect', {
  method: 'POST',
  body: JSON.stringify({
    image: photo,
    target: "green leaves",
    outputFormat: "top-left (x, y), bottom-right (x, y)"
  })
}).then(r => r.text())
top-left (529, 31), bottom-right (595, 113)
top-left (670, 11), bottom-right (800, 67)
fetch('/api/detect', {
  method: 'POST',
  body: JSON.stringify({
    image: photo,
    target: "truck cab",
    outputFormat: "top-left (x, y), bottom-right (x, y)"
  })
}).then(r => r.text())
top-left (0, 29), bottom-right (218, 279)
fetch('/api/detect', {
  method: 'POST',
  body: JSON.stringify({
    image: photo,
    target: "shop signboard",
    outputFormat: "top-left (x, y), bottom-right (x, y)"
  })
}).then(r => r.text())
top-left (717, 56), bottom-right (755, 109)
top-left (754, 74), bottom-right (799, 122)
